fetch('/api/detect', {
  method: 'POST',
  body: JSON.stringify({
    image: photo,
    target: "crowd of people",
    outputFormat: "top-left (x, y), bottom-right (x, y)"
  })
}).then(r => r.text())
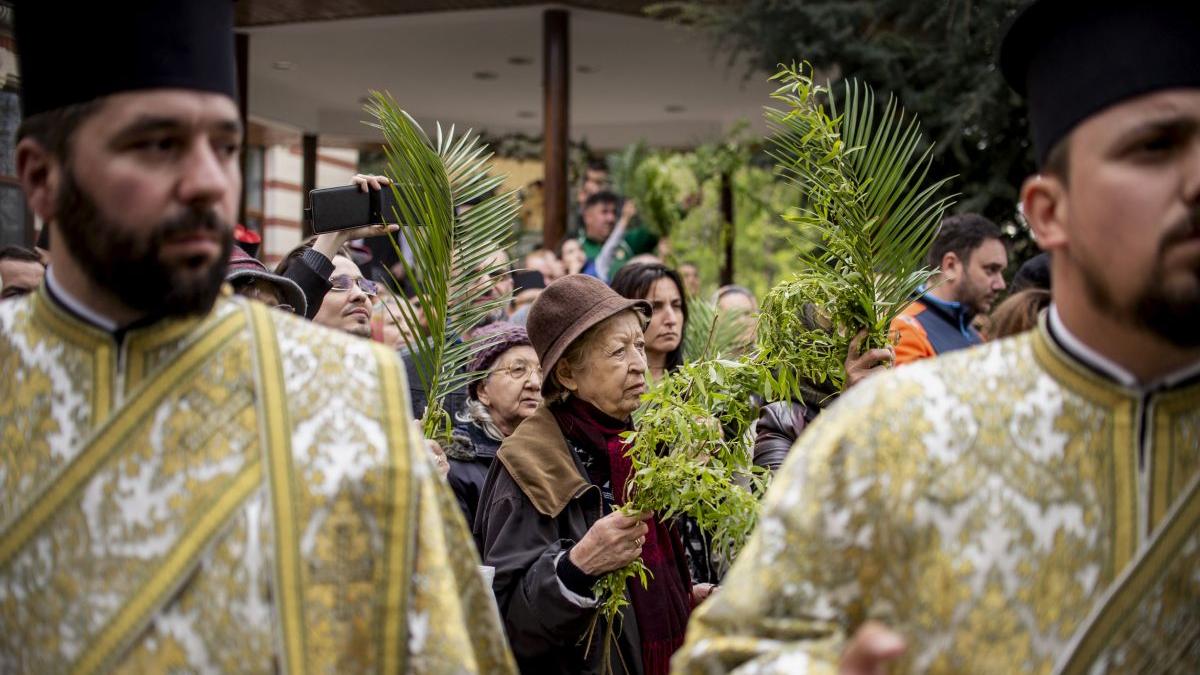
top-left (1, 0), bottom-right (1197, 674)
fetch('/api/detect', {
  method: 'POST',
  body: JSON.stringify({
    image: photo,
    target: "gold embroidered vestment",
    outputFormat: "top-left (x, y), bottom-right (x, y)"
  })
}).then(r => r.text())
top-left (674, 321), bottom-right (1200, 674)
top-left (0, 290), bottom-right (516, 674)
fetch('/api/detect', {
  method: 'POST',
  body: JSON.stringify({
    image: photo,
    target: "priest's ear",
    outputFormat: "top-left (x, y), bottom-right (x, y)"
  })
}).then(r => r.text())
top-left (15, 102), bottom-right (100, 224)
top-left (1021, 139), bottom-right (1071, 253)
top-left (16, 133), bottom-right (60, 224)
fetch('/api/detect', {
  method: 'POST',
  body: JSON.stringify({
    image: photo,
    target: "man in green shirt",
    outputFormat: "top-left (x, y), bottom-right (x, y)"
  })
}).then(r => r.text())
top-left (578, 191), bottom-right (634, 280)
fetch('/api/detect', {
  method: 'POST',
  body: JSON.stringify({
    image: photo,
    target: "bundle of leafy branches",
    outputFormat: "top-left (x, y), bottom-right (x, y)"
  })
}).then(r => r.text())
top-left (760, 63), bottom-right (954, 391)
top-left (609, 141), bottom-right (693, 238)
top-left (586, 63), bottom-right (953, 666)
top-left (364, 92), bottom-right (520, 442)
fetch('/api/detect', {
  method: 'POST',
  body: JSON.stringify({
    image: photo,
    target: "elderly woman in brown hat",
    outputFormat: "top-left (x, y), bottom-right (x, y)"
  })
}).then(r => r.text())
top-left (473, 274), bottom-right (694, 675)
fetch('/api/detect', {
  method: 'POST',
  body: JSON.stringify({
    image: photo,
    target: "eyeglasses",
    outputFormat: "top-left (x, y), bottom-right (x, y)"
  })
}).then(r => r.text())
top-left (329, 275), bottom-right (380, 297)
top-left (492, 361), bottom-right (542, 381)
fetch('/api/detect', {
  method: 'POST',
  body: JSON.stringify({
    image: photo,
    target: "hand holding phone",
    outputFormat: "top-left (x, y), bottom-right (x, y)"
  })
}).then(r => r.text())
top-left (308, 174), bottom-right (401, 234)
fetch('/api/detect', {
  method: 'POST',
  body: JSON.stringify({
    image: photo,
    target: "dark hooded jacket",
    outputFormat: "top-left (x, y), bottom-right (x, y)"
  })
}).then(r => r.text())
top-left (753, 364), bottom-right (839, 472)
top-left (445, 419), bottom-right (502, 530)
top-left (473, 405), bottom-right (642, 675)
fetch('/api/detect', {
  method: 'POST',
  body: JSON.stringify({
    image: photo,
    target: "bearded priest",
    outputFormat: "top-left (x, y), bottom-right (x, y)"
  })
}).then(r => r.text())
top-left (0, 2), bottom-right (514, 673)
top-left (674, 1), bottom-right (1200, 673)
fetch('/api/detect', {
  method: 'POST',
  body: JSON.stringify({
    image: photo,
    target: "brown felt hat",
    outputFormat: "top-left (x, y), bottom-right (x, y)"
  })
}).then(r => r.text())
top-left (527, 274), bottom-right (650, 392)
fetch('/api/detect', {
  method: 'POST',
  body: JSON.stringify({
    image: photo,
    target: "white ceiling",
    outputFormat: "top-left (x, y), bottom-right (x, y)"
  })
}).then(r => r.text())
top-left (243, 4), bottom-right (775, 150)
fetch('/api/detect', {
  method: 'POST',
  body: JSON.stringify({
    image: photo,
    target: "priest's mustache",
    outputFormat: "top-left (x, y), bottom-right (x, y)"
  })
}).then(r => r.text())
top-left (157, 208), bottom-right (230, 244)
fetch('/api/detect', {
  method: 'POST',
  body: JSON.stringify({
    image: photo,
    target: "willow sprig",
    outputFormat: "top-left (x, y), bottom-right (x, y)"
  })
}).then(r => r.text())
top-left (584, 64), bottom-right (955, 669)
top-left (762, 62), bottom-right (955, 392)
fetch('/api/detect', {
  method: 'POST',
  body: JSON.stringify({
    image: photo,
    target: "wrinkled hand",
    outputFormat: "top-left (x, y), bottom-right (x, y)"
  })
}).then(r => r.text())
top-left (839, 622), bottom-right (905, 675)
top-left (844, 330), bottom-right (894, 390)
top-left (425, 439), bottom-right (450, 479)
top-left (691, 583), bottom-right (717, 605)
top-left (569, 511), bottom-right (650, 575)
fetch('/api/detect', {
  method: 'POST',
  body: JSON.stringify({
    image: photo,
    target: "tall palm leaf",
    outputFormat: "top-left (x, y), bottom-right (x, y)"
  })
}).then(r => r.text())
top-left (682, 300), bottom-right (754, 362)
top-left (364, 92), bottom-right (519, 441)
top-left (758, 63), bottom-right (956, 393)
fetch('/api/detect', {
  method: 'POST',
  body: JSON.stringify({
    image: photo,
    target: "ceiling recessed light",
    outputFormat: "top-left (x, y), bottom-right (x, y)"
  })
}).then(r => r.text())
top-left (576, 65), bottom-right (595, 74)
top-left (508, 56), bottom-right (532, 66)
top-left (664, 104), bottom-right (686, 113)
top-left (473, 71), bottom-right (499, 81)
top-left (516, 110), bottom-right (536, 119)
top-left (272, 60), bottom-right (295, 71)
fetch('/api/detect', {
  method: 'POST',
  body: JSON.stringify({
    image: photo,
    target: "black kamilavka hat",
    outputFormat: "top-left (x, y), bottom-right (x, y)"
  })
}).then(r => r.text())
top-left (999, 0), bottom-right (1200, 166)
top-left (15, 0), bottom-right (238, 118)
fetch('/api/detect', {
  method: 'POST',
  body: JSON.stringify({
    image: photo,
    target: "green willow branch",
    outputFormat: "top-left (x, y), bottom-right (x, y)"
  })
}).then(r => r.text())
top-left (585, 63), bottom-right (955, 670)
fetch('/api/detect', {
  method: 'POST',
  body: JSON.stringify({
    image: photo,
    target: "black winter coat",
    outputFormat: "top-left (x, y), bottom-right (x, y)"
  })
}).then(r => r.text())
top-left (753, 400), bottom-right (820, 471)
top-left (445, 420), bottom-right (502, 530)
top-left (473, 405), bottom-right (642, 675)
top-left (403, 350), bottom-right (468, 422)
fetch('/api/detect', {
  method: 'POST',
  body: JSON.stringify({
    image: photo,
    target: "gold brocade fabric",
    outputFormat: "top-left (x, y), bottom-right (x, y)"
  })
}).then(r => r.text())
top-left (1056, 473), bottom-right (1200, 674)
top-left (0, 289), bottom-right (515, 675)
top-left (673, 321), bottom-right (1200, 674)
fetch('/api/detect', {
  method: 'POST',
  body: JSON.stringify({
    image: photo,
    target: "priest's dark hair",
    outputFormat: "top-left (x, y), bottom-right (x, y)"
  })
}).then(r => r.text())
top-left (927, 214), bottom-right (1004, 270)
top-left (1042, 138), bottom-right (1071, 181)
top-left (609, 261), bottom-right (689, 373)
top-left (0, 245), bottom-right (44, 266)
top-left (17, 101), bottom-right (102, 162)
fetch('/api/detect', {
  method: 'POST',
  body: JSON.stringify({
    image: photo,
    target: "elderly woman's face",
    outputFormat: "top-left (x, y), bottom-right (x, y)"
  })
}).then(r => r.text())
top-left (561, 311), bottom-right (648, 419)
top-left (477, 345), bottom-right (542, 435)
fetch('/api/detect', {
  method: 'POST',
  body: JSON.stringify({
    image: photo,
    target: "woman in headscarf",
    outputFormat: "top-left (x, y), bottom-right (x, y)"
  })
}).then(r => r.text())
top-left (446, 323), bottom-right (542, 529)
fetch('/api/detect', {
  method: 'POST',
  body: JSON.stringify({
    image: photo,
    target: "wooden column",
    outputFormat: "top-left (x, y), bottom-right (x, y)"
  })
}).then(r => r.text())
top-left (235, 32), bottom-right (250, 230)
top-left (719, 170), bottom-right (735, 286)
top-left (542, 9), bottom-right (569, 250)
top-left (301, 133), bottom-right (318, 239)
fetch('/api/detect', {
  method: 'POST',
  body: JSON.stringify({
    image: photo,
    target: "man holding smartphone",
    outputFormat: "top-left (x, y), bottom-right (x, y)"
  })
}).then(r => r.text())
top-left (276, 174), bottom-right (398, 320)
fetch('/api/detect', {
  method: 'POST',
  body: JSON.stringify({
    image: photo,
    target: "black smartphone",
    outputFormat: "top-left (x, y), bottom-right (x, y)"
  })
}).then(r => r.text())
top-left (308, 184), bottom-right (399, 234)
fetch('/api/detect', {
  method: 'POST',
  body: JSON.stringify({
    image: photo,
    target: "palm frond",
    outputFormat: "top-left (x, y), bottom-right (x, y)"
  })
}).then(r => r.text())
top-left (364, 92), bottom-right (518, 440)
top-left (759, 63), bottom-right (955, 392)
top-left (682, 300), bottom-right (755, 362)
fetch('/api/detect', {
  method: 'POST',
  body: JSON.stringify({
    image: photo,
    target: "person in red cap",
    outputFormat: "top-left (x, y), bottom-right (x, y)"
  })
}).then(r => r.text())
top-left (0, 2), bottom-right (515, 673)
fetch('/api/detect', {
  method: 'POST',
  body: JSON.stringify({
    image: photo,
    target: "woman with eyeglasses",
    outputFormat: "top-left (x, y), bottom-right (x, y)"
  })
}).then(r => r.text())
top-left (447, 322), bottom-right (543, 530)
top-left (474, 275), bottom-right (697, 675)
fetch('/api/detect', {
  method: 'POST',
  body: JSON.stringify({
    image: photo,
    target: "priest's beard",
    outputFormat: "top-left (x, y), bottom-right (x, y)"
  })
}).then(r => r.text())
top-left (54, 169), bottom-right (233, 318)
top-left (1080, 209), bottom-right (1200, 348)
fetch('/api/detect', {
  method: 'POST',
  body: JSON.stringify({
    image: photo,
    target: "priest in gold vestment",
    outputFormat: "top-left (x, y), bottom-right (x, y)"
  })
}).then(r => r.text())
top-left (0, 2), bottom-right (515, 673)
top-left (674, 2), bottom-right (1200, 673)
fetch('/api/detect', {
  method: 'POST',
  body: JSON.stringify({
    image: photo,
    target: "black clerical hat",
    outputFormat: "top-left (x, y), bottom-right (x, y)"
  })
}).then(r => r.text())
top-left (999, 0), bottom-right (1200, 166)
top-left (14, 0), bottom-right (238, 118)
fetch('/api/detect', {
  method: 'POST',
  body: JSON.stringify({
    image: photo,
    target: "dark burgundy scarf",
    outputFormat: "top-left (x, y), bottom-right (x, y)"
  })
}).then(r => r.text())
top-left (553, 396), bottom-right (692, 675)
